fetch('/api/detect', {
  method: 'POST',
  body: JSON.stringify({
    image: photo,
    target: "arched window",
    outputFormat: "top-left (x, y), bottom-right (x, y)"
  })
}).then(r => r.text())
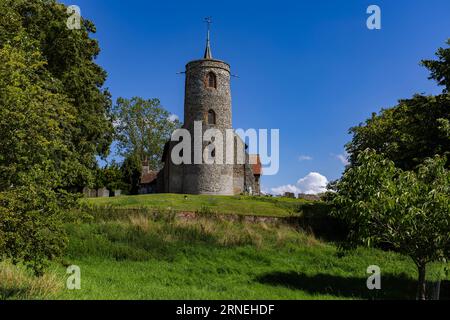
top-left (207, 72), bottom-right (217, 88)
top-left (207, 109), bottom-right (216, 125)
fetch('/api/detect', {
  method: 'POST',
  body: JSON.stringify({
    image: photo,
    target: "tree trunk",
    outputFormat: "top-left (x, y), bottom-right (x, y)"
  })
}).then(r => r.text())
top-left (416, 264), bottom-right (427, 300)
top-left (429, 280), bottom-right (441, 300)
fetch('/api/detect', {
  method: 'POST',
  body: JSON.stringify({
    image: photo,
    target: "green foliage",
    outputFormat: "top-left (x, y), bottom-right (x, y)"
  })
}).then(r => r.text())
top-left (0, 0), bottom-right (113, 274)
top-left (0, 32), bottom-right (80, 189)
top-left (421, 39), bottom-right (450, 93)
top-left (0, 31), bottom-right (77, 274)
top-left (113, 97), bottom-right (181, 171)
top-left (347, 95), bottom-right (450, 170)
top-left (0, 0), bottom-right (114, 189)
top-left (120, 154), bottom-right (142, 195)
top-left (339, 41), bottom-right (450, 298)
top-left (94, 162), bottom-right (127, 192)
top-left (0, 186), bottom-right (76, 276)
top-left (346, 40), bottom-right (450, 170)
top-left (332, 150), bottom-right (450, 298)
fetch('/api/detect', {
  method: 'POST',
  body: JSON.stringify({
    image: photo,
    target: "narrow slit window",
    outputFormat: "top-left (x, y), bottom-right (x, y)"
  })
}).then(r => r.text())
top-left (208, 109), bottom-right (216, 125)
top-left (207, 72), bottom-right (217, 88)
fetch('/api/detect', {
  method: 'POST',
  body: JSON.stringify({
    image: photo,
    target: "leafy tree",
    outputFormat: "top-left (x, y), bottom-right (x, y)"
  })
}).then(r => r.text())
top-left (0, 186), bottom-right (75, 276)
top-left (0, 0), bottom-right (113, 273)
top-left (347, 94), bottom-right (450, 170)
top-left (0, 31), bottom-right (78, 274)
top-left (422, 39), bottom-right (450, 93)
top-left (121, 154), bottom-right (142, 195)
top-left (94, 162), bottom-right (127, 192)
top-left (346, 41), bottom-right (450, 170)
top-left (0, 0), bottom-right (114, 189)
top-left (113, 97), bottom-right (181, 171)
top-left (332, 150), bottom-right (450, 300)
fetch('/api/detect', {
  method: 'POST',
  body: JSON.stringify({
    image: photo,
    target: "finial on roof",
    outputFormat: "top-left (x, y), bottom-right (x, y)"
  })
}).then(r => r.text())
top-left (204, 17), bottom-right (213, 59)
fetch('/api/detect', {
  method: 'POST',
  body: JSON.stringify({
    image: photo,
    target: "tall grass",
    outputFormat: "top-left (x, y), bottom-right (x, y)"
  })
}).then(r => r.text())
top-left (0, 261), bottom-right (62, 300)
top-left (82, 193), bottom-right (311, 217)
top-left (64, 208), bottom-right (320, 264)
top-left (2, 201), bottom-right (433, 300)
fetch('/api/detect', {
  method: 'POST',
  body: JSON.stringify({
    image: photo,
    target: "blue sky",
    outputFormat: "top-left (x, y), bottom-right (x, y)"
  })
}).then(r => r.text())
top-left (62, 0), bottom-right (450, 194)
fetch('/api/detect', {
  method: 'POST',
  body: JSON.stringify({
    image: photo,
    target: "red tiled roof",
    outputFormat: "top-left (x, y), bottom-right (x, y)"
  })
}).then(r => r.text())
top-left (249, 154), bottom-right (262, 175)
top-left (140, 171), bottom-right (158, 184)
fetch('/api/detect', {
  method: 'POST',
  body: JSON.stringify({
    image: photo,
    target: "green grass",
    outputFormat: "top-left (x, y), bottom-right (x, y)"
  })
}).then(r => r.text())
top-left (3, 195), bottom-right (447, 300)
top-left (2, 207), bottom-right (429, 300)
top-left (82, 194), bottom-right (307, 217)
top-left (57, 213), bottom-right (422, 300)
top-left (0, 262), bottom-right (62, 300)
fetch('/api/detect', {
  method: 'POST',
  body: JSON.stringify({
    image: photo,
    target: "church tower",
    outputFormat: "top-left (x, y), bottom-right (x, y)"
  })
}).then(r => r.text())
top-left (182, 18), bottom-right (234, 195)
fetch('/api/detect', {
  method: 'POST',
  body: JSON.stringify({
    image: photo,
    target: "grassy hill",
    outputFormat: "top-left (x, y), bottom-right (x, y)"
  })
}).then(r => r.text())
top-left (1, 194), bottom-right (434, 300)
top-left (83, 194), bottom-right (309, 217)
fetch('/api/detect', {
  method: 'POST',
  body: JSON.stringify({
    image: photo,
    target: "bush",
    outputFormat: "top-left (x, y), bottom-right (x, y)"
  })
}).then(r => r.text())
top-left (0, 186), bottom-right (74, 276)
top-left (293, 202), bottom-right (348, 241)
top-left (332, 150), bottom-right (450, 299)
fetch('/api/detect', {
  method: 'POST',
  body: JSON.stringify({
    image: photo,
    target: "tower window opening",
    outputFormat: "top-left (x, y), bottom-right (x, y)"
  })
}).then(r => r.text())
top-left (207, 72), bottom-right (217, 88)
top-left (207, 109), bottom-right (216, 125)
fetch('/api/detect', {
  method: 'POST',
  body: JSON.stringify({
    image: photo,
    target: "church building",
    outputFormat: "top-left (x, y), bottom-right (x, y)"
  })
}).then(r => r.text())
top-left (140, 22), bottom-right (261, 196)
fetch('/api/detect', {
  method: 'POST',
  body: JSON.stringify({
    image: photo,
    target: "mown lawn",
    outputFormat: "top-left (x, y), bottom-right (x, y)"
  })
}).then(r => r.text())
top-left (1, 205), bottom-right (433, 300)
top-left (82, 194), bottom-right (307, 217)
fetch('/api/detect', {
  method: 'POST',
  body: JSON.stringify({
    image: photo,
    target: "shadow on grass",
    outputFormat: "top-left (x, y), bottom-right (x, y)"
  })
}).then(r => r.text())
top-left (256, 271), bottom-right (424, 299)
top-left (0, 287), bottom-right (28, 300)
top-left (66, 217), bottom-right (252, 263)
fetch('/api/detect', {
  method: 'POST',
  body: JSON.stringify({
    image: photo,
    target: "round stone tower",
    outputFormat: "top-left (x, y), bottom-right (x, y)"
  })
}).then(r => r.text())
top-left (181, 24), bottom-right (234, 195)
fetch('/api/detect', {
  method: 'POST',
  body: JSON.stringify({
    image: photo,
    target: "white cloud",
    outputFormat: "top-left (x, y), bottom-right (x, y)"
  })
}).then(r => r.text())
top-left (297, 172), bottom-right (328, 195)
top-left (335, 153), bottom-right (350, 166)
top-left (270, 172), bottom-right (329, 196)
top-left (298, 155), bottom-right (313, 161)
top-left (271, 184), bottom-right (302, 196)
top-left (168, 114), bottom-right (179, 122)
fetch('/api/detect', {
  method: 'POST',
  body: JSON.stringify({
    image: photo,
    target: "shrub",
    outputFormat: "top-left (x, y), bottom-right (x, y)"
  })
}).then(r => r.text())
top-left (0, 186), bottom-right (74, 276)
top-left (332, 150), bottom-right (450, 299)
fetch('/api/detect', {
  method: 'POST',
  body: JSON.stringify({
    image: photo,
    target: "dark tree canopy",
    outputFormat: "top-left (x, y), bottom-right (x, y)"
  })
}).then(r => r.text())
top-left (347, 94), bottom-right (450, 170)
top-left (0, 0), bottom-right (114, 189)
top-left (422, 39), bottom-right (450, 93)
top-left (121, 154), bottom-right (143, 195)
top-left (0, 0), bottom-right (113, 273)
top-left (346, 40), bottom-right (450, 171)
top-left (334, 40), bottom-right (450, 300)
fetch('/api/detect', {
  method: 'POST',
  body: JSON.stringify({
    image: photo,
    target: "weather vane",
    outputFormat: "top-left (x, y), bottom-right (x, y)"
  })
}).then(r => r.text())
top-left (204, 16), bottom-right (212, 37)
top-left (203, 17), bottom-right (213, 59)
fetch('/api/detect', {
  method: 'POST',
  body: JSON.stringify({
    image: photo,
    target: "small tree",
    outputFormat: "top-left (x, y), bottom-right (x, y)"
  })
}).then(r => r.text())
top-left (113, 97), bottom-right (181, 171)
top-left (332, 150), bottom-right (450, 300)
top-left (121, 154), bottom-right (142, 195)
top-left (94, 162), bottom-right (127, 192)
top-left (103, 162), bottom-right (127, 192)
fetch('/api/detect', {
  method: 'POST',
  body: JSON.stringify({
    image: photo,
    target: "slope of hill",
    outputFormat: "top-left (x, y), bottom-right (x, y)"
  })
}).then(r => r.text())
top-left (1, 196), bottom-right (431, 300)
top-left (83, 194), bottom-right (309, 217)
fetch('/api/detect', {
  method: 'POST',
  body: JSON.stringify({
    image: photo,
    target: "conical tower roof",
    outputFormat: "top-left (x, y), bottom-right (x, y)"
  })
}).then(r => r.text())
top-left (203, 17), bottom-right (213, 59)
